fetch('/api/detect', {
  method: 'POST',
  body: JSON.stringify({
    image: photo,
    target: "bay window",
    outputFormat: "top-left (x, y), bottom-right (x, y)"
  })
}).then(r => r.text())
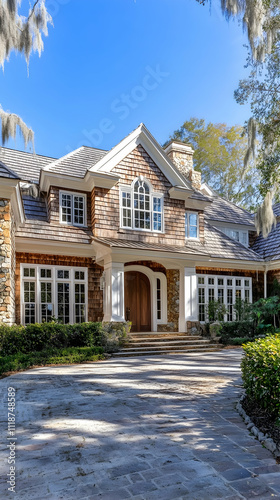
top-left (21, 265), bottom-right (88, 325)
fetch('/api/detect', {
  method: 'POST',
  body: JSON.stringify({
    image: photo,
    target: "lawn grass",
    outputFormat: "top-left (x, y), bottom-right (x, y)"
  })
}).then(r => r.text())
top-left (0, 346), bottom-right (105, 377)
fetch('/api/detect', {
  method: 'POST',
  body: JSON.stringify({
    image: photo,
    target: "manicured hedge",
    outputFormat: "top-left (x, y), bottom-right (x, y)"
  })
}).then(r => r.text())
top-left (0, 322), bottom-right (104, 356)
top-left (220, 321), bottom-right (256, 341)
top-left (0, 346), bottom-right (105, 376)
top-left (241, 334), bottom-right (280, 418)
top-left (0, 321), bottom-right (130, 356)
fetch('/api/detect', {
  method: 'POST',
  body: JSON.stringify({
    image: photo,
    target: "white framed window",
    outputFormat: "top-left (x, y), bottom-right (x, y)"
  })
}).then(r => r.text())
top-left (120, 177), bottom-right (164, 232)
top-left (21, 264), bottom-right (88, 325)
top-left (185, 212), bottom-right (199, 239)
top-left (220, 227), bottom-right (249, 247)
top-left (197, 274), bottom-right (252, 322)
top-left (59, 191), bottom-right (86, 227)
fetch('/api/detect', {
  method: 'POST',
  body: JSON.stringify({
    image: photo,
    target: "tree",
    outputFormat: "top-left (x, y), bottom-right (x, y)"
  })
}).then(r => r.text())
top-left (198, 0), bottom-right (280, 236)
top-left (167, 117), bottom-right (260, 211)
top-left (0, 0), bottom-right (52, 147)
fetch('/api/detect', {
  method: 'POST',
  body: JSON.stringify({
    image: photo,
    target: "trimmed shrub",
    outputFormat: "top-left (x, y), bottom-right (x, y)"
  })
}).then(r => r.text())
top-left (0, 346), bottom-right (105, 376)
top-left (0, 321), bottom-right (128, 356)
top-left (100, 322), bottom-right (131, 353)
top-left (241, 334), bottom-right (280, 418)
top-left (219, 321), bottom-right (256, 344)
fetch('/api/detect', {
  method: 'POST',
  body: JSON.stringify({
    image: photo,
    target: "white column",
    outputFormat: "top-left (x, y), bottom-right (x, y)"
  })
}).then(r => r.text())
top-left (185, 267), bottom-right (198, 321)
top-left (179, 267), bottom-right (187, 332)
top-left (103, 262), bottom-right (125, 322)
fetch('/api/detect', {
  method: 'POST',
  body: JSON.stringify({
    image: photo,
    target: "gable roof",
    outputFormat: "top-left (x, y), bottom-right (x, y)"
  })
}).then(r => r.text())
top-left (0, 147), bottom-right (55, 183)
top-left (204, 195), bottom-right (254, 227)
top-left (88, 123), bottom-right (193, 190)
top-left (0, 160), bottom-right (19, 179)
top-left (43, 146), bottom-right (108, 178)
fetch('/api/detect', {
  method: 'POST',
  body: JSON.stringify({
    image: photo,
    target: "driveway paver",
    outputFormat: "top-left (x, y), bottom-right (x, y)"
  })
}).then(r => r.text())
top-left (1, 350), bottom-right (280, 499)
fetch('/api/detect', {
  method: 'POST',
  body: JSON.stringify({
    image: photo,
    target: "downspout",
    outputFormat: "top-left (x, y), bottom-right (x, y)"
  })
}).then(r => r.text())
top-left (264, 265), bottom-right (267, 299)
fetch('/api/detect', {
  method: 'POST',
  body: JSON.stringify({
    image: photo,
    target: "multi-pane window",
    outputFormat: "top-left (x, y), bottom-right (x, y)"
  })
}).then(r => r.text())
top-left (185, 212), bottom-right (198, 239)
top-left (157, 278), bottom-right (161, 321)
top-left (120, 178), bottom-right (163, 232)
top-left (60, 191), bottom-right (86, 227)
top-left (23, 282), bottom-right (36, 324)
top-left (21, 265), bottom-right (87, 325)
top-left (197, 274), bottom-right (252, 322)
top-left (75, 283), bottom-right (86, 323)
top-left (220, 227), bottom-right (249, 247)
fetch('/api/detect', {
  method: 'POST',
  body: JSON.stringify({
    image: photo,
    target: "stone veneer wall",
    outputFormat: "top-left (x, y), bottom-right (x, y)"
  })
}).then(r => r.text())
top-left (0, 199), bottom-right (16, 325)
top-left (15, 253), bottom-right (104, 325)
top-left (158, 269), bottom-right (179, 332)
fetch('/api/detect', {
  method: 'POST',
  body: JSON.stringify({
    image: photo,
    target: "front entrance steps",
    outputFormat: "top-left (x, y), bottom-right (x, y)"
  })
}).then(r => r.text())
top-left (113, 331), bottom-right (221, 357)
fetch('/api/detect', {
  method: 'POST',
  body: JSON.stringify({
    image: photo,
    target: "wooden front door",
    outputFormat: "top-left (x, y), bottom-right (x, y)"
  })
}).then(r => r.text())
top-left (124, 271), bottom-right (151, 332)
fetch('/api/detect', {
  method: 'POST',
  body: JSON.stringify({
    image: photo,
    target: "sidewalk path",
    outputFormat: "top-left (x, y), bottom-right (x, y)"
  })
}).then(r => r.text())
top-left (1, 350), bottom-right (280, 499)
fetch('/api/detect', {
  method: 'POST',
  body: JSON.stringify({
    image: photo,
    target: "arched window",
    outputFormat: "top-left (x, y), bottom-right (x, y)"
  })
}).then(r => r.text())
top-left (120, 177), bottom-right (163, 232)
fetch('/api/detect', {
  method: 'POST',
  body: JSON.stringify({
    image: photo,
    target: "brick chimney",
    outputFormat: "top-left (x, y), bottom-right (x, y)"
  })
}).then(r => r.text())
top-left (164, 141), bottom-right (201, 190)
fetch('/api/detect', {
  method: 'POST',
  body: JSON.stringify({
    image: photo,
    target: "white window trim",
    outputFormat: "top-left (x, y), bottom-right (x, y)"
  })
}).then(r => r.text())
top-left (185, 211), bottom-right (199, 240)
top-left (119, 178), bottom-right (164, 233)
top-left (20, 264), bottom-right (88, 325)
top-left (219, 226), bottom-right (249, 247)
top-left (59, 190), bottom-right (87, 227)
top-left (197, 274), bottom-right (252, 323)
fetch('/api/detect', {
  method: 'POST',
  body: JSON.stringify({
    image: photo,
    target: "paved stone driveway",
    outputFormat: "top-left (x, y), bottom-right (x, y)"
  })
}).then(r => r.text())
top-left (1, 350), bottom-right (280, 500)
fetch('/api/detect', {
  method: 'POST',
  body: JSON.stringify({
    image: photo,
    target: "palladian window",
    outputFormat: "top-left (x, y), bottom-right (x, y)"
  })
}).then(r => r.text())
top-left (120, 177), bottom-right (164, 232)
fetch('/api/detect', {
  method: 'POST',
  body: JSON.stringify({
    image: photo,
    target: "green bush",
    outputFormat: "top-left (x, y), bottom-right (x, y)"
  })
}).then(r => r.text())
top-left (219, 321), bottom-right (256, 344)
top-left (0, 346), bottom-right (105, 376)
top-left (241, 334), bottom-right (280, 418)
top-left (0, 321), bottom-right (129, 356)
top-left (0, 322), bottom-right (104, 356)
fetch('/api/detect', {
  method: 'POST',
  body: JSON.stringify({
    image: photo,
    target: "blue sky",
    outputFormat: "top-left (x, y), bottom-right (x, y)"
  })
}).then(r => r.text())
top-left (1, 0), bottom-right (250, 158)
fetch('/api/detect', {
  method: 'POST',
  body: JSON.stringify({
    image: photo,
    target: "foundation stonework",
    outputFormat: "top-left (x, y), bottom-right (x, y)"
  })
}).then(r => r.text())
top-left (0, 199), bottom-right (16, 325)
top-left (158, 269), bottom-right (179, 332)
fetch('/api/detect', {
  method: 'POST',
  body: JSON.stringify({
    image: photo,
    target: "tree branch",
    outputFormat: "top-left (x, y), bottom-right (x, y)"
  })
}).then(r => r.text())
top-left (27, 0), bottom-right (41, 22)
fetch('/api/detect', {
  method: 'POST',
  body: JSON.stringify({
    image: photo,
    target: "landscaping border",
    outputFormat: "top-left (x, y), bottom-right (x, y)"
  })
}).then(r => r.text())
top-left (236, 394), bottom-right (280, 458)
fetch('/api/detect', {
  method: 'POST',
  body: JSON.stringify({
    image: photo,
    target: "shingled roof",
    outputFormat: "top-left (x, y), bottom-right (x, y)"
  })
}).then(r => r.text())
top-left (44, 146), bottom-right (108, 178)
top-left (0, 147), bottom-right (55, 183)
top-left (93, 224), bottom-right (263, 262)
top-left (251, 221), bottom-right (280, 261)
top-left (203, 222), bottom-right (262, 261)
top-left (204, 195), bottom-right (254, 227)
top-left (92, 237), bottom-right (209, 256)
top-left (0, 160), bottom-right (19, 179)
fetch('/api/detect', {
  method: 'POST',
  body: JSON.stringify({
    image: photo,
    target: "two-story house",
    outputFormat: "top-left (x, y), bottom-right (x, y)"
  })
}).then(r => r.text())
top-left (0, 123), bottom-right (278, 332)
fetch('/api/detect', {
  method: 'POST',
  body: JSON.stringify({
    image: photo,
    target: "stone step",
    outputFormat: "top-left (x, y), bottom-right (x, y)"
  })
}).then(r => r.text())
top-left (112, 346), bottom-right (221, 357)
top-left (124, 339), bottom-right (211, 348)
top-left (127, 335), bottom-right (202, 343)
top-left (128, 332), bottom-right (191, 338)
top-left (117, 343), bottom-right (218, 353)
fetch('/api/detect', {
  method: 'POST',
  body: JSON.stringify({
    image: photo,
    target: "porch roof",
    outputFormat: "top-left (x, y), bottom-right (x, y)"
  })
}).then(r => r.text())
top-left (92, 237), bottom-right (209, 256)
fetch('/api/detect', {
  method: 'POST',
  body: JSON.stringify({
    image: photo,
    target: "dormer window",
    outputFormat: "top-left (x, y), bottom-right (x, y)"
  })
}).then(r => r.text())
top-left (59, 191), bottom-right (86, 227)
top-left (220, 227), bottom-right (249, 247)
top-left (185, 212), bottom-right (199, 239)
top-left (120, 178), bottom-right (164, 232)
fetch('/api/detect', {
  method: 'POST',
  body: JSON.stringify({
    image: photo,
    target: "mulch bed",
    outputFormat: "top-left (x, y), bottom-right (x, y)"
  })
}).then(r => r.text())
top-left (242, 396), bottom-right (280, 450)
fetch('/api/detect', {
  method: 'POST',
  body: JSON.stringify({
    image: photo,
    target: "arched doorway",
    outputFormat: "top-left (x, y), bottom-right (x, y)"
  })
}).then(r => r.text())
top-left (124, 271), bottom-right (151, 332)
